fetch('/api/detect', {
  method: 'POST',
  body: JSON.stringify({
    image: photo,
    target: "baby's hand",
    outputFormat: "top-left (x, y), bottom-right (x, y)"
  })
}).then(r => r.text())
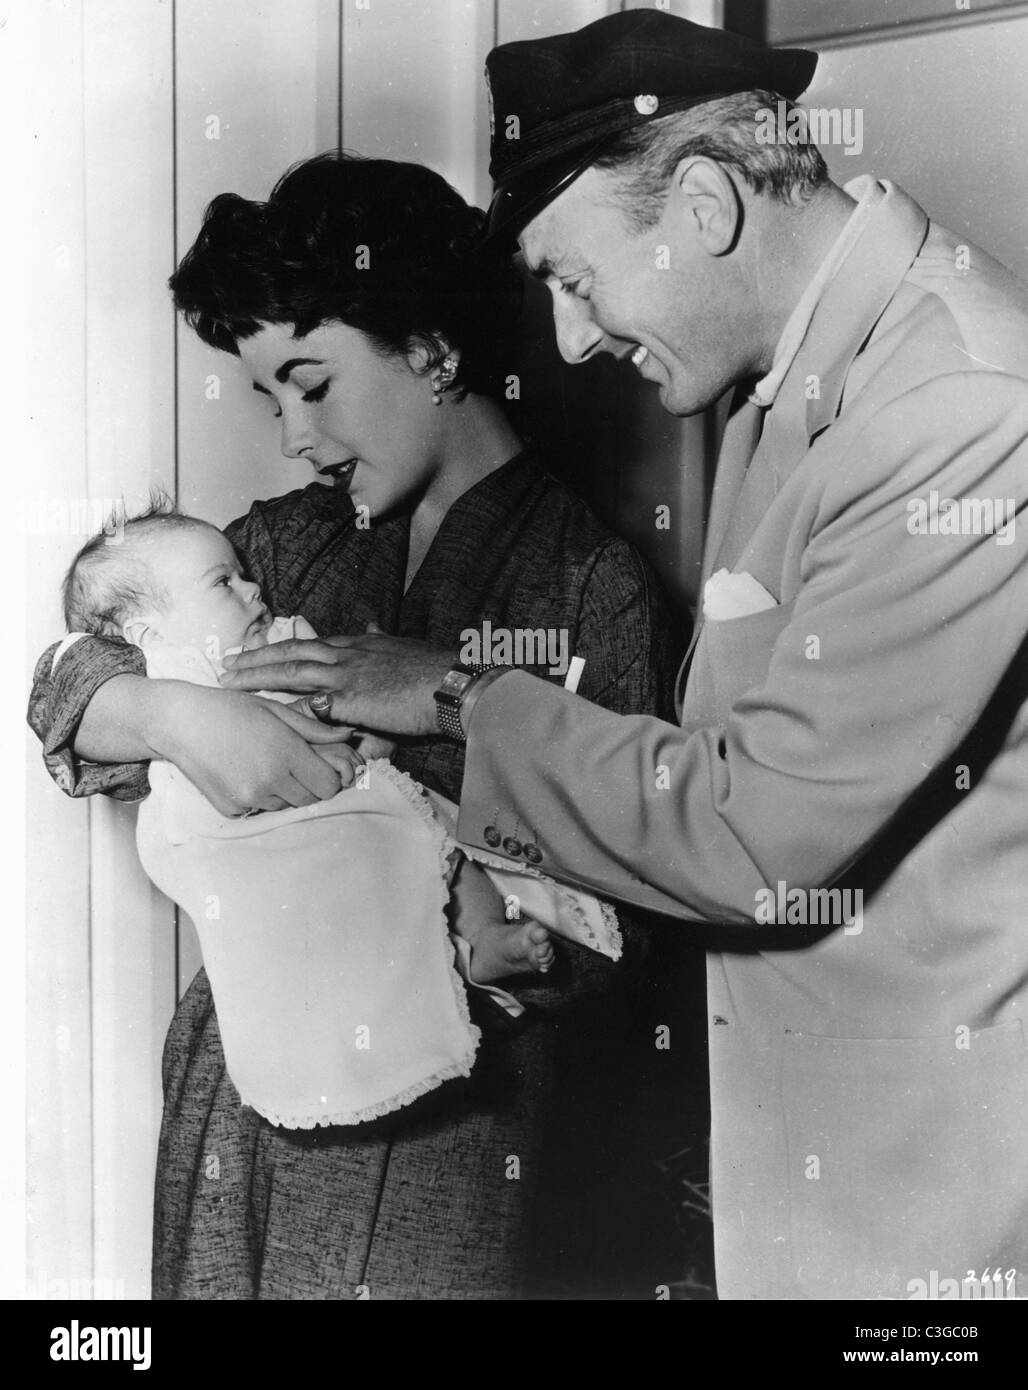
top-left (316, 742), bottom-right (366, 787)
top-left (350, 730), bottom-right (397, 762)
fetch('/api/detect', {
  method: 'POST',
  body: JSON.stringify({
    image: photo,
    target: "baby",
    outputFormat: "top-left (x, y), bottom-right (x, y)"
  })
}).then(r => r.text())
top-left (57, 504), bottom-right (623, 1129)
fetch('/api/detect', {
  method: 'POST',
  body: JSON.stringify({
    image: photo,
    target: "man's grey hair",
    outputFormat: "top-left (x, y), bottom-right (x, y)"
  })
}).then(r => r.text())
top-left (62, 494), bottom-right (213, 637)
top-left (594, 90), bottom-right (830, 231)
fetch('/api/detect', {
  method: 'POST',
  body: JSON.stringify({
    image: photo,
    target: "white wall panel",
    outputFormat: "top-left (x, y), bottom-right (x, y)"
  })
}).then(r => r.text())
top-left (19, 0), bottom-right (96, 1301)
top-left (342, 0), bottom-right (494, 208)
top-left (805, 15), bottom-right (1028, 284)
top-left (175, 0), bottom-right (341, 531)
top-left (496, 0), bottom-right (617, 44)
top-left (82, 0), bottom-right (178, 1298)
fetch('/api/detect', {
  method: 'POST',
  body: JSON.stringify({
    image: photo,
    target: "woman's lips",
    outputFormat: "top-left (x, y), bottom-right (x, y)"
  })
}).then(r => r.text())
top-left (319, 458), bottom-right (358, 489)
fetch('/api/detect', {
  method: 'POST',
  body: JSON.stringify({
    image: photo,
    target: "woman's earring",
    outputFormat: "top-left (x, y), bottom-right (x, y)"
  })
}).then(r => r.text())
top-left (431, 353), bottom-right (459, 405)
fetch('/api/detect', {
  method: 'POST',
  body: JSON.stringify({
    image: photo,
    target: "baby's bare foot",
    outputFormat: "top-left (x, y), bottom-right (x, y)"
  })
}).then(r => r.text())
top-left (468, 921), bottom-right (556, 984)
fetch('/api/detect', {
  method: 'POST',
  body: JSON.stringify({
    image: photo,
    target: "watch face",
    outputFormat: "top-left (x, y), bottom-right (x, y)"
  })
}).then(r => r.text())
top-left (438, 669), bottom-right (475, 700)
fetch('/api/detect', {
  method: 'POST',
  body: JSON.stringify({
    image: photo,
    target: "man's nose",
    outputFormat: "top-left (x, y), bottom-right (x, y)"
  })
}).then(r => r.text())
top-left (280, 405), bottom-right (317, 460)
top-left (552, 294), bottom-right (605, 365)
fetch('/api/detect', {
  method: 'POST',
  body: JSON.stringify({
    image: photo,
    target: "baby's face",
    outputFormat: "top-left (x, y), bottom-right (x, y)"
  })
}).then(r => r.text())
top-left (139, 524), bottom-right (271, 656)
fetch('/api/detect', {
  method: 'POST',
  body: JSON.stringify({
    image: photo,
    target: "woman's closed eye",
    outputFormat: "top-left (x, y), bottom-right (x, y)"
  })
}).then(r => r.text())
top-left (559, 275), bottom-right (591, 300)
top-left (254, 380), bottom-right (329, 415)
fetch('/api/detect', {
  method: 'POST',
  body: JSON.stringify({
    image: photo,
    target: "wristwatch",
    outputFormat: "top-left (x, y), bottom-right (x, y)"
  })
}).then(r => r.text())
top-left (434, 664), bottom-right (493, 741)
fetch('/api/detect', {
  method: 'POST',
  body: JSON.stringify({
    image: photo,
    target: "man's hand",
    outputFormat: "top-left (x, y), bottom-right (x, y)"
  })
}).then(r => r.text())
top-left (145, 682), bottom-right (353, 816)
top-left (220, 628), bottom-right (453, 737)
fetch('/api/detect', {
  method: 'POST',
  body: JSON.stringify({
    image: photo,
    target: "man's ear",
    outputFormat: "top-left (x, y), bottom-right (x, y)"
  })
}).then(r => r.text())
top-left (672, 157), bottom-right (741, 256)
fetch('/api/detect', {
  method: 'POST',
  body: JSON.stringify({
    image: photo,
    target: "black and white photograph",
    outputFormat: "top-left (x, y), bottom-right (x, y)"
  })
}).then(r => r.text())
top-left (6, 0), bottom-right (1028, 1350)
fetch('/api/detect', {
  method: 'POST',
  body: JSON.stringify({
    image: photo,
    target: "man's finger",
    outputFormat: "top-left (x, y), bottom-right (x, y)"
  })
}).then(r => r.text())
top-left (223, 638), bottom-right (339, 671)
top-left (220, 659), bottom-right (338, 692)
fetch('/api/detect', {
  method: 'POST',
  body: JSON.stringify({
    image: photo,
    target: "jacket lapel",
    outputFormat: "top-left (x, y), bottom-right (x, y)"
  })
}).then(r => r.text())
top-left (674, 180), bottom-right (931, 717)
top-left (715, 181), bottom-right (931, 572)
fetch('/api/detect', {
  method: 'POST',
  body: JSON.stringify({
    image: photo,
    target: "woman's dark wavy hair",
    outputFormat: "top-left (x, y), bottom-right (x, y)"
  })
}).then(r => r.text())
top-left (169, 152), bottom-right (521, 399)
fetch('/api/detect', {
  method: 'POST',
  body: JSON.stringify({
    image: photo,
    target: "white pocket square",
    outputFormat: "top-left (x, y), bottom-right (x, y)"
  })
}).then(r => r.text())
top-left (702, 568), bottom-right (778, 622)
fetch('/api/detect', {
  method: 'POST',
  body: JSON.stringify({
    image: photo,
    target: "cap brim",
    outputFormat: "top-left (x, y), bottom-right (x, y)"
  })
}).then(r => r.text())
top-left (485, 135), bottom-right (615, 245)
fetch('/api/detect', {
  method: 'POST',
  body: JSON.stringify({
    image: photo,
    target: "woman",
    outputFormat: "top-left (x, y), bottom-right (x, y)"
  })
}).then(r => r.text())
top-left (29, 153), bottom-right (685, 1299)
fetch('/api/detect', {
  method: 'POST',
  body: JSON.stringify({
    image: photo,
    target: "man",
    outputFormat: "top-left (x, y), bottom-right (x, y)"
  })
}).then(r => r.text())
top-left (225, 11), bottom-right (1028, 1299)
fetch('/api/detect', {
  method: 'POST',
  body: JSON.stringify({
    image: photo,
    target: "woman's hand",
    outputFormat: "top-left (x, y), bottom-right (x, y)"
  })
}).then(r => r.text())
top-left (144, 681), bottom-right (353, 816)
top-left (220, 628), bottom-right (454, 737)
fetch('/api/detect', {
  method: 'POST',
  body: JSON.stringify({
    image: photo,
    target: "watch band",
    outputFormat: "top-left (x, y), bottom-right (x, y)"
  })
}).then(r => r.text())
top-left (434, 662), bottom-right (507, 741)
top-left (434, 665), bottom-right (480, 741)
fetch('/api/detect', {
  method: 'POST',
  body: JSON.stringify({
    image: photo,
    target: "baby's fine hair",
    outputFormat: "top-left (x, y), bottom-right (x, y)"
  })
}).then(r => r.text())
top-left (62, 495), bottom-right (213, 636)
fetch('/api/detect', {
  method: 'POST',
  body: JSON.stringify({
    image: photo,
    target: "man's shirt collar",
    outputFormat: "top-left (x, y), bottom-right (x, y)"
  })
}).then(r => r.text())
top-left (748, 176), bottom-right (882, 410)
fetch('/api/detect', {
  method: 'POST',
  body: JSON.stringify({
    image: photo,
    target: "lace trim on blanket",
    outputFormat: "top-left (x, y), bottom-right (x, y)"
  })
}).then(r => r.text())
top-left (368, 759), bottom-right (457, 880)
top-left (597, 898), bottom-right (623, 961)
top-left (238, 1042), bottom-right (480, 1130)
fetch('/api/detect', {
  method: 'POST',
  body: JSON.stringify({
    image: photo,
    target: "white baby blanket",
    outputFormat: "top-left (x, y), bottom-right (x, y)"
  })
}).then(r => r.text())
top-left (134, 619), bottom-right (620, 1129)
top-left (137, 623), bottom-right (480, 1128)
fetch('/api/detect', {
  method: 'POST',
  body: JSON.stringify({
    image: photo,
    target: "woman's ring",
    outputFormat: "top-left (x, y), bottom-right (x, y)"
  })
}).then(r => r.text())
top-left (240, 808), bottom-right (261, 819)
top-left (309, 692), bottom-right (335, 724)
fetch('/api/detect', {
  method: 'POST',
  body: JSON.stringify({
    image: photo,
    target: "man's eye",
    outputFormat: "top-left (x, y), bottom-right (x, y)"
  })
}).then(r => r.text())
top-left (302, 381), bottom-right (330, 404)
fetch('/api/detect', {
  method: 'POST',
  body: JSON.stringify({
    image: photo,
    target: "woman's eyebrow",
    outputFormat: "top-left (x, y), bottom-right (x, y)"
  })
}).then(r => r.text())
top-left (274, 357), bottom-right (324, 382)
top-left (252, 358), bottom-right (325, 395)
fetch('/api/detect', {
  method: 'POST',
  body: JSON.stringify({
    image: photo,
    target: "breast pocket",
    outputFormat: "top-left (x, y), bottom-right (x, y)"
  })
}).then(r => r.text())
top-left (687, 599), bottom-right (796, 730)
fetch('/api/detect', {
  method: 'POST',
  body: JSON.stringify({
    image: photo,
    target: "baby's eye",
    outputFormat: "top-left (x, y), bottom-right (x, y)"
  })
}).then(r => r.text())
top-left (302, 381), bottom-right (330, 404)
top-left (215, 576), bottom-right (232, 587)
